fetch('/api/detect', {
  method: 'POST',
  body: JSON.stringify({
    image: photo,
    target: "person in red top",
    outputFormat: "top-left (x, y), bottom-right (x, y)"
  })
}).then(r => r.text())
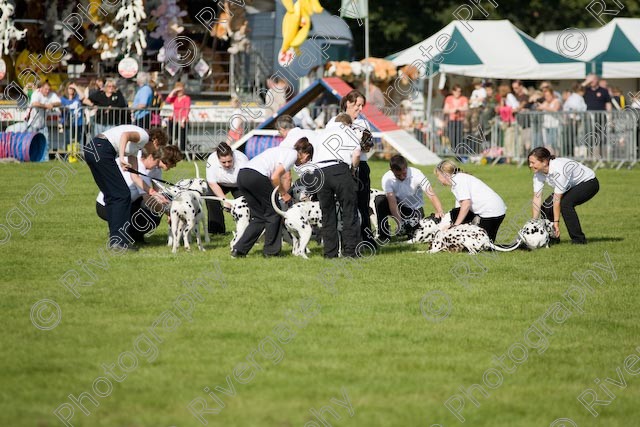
top-left (165, 82), bottom-right (191, 151)
top-left (443, 85), bottom-right (468, 153)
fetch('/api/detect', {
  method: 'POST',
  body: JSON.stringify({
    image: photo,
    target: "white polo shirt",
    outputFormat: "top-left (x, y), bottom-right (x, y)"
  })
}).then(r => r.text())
top-left (206, 150), bottom-right (248, 187)
top-left (97, 151), bottom-right (160, 205)
top-left (102, 125), bottom-right (149, 155)
top-left (381, 167), bottom-right (432, 210)
top-left (279, 127), bottom-right (316, 150)
top-left (450, 172), bottom-right (506, 218)
top-left (245, 147), bottom-right (298, 178)
top-left (533, 158), bottom-right (596, 195)
top-left (312, 122), bottom-right (361, 167)
top-left (326, 116), bottom-right (371, 161)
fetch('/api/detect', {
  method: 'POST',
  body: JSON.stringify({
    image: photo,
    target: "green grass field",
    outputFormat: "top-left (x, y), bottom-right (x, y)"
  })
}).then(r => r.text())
top-left (1, 157), bottom-right (638, 427)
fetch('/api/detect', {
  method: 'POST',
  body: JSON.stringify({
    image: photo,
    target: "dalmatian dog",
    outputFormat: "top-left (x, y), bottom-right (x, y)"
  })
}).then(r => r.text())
top-left (406, 212), bottom-right (453, 244)
top-left (271, 188), bottom-right (323, 258)
top-left (429, 224), bottom-right (522, 254)
top-left (369, 188), bottom-right (385, 237)
top-left (156, 178), bottom-right (210, 252)
top-left (202, 195), bottom-right (250, 250)
top-left (517, 219), bottom-right (555, 250)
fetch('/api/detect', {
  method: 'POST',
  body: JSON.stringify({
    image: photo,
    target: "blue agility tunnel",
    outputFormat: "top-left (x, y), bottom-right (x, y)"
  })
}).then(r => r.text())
top-left (0, 132), bottom-right (47, 162)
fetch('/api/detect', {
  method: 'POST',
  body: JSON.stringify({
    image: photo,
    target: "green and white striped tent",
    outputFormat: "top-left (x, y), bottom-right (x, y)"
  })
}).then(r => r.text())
top-left (535, 18), bottom-right (640, 78)
top-left (388, 20), bottom-right (586, 79)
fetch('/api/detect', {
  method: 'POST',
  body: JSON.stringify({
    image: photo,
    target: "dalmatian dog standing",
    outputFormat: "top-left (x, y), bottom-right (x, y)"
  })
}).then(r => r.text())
top-left (271, 188), bottom-right (323, 258)
top-left (517, 219), bottom-right (555, 250)
top-left (203, 195), bottom-right (251, 250)
top-left (429, 224), bottom-right (521, 254)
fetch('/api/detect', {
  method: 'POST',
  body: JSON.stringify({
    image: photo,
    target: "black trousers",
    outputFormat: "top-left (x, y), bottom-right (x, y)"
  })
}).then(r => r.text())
top-left (541, 178), bottom-right (599, 243)
top-left (374, 194), bottom-right (424, 240)
top-left (96, 198), bottom-right (162, 242)
top-left (356, 161), bottom-right (375, 245)
top-left (234, 169), bottom-right (282, 255)
top-left (206, 185), bottom-right (243, 234)
top-left (449, 207), bottom-right (505, 242)
top-left (169, 120), bottom-right (188, 152)
top-left (85, 137), bottom-right (131, 244)
top-left (315, 163), bottom-right (361, 258)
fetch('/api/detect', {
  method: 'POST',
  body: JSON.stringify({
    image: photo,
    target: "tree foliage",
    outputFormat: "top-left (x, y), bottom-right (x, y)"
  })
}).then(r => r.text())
top-left (321, 0), bottom-right (640, 58)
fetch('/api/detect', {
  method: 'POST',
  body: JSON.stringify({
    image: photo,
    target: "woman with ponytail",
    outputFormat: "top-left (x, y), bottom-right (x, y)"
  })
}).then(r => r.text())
top-left (434, 160), bottom-right (507, 242)
top-left (527, 147), bottom-right (599, 244)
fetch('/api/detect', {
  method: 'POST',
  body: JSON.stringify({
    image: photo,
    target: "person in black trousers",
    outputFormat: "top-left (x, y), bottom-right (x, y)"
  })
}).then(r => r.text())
top-left (528, 147), bottom-right (599, 244)
top-left (310, 114), bottom-right (362, 258)
top-left (232, 139), bottom-right (314, 257)
top-left (84, 125), bottom-right (169, 250)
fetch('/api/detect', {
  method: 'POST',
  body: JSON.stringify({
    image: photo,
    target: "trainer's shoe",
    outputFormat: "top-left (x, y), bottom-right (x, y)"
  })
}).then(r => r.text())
top-left (231, 249), bottom-right (246, 258)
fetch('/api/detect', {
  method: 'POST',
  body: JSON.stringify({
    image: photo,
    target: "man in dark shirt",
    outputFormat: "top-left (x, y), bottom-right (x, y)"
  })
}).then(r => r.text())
top-left (83, 78), bottom-right (129, 136)
top-left (582, 74), bottom-right (612, 111)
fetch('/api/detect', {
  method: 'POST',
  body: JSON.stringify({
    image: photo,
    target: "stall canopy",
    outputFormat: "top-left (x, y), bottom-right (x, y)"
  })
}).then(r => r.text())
top-left (535, 18), bottom-right (640, 78)
top-left (388, 20), bottom-right (586, 79)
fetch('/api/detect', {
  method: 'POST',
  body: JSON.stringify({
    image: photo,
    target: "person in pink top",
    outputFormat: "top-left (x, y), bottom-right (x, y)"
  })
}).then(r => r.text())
top-left (165, 82), bottom-right (191, 151)
top-left (443, 85), bottom-right (468, 153)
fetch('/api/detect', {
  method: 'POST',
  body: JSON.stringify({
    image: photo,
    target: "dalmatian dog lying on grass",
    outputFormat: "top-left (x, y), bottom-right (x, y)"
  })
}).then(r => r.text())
top-left (429, 224), bottom-right (522, 254)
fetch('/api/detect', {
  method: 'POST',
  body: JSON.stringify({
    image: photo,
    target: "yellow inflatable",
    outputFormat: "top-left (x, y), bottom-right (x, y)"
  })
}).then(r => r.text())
top-left (279, 0), bottom-right (323, 66)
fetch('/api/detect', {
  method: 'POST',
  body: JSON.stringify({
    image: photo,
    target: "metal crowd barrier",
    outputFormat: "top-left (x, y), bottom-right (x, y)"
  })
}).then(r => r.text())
top-left (415, 109), bottom-right (639, 165)
top-left (0, 105), bottom-right (265, 160)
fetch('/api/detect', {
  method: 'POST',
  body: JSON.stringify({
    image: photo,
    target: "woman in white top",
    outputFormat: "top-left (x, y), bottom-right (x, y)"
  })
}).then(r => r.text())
top-left (434, 160), bottom-right (507, 242)
top-left (327, 90), bottom-right (376, 246)
top-left (232, 139), bottom-right (314, 258)
top-left (84, 125), bottom-right (169, 250)
top-left (528, 147), bottom-right (599, 244)
top-left (205, 142), bottom-right (249, 234)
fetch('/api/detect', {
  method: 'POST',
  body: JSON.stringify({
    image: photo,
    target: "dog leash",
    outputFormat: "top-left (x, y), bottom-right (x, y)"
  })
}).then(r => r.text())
top-left (127, 168), bottom-right (176, 186)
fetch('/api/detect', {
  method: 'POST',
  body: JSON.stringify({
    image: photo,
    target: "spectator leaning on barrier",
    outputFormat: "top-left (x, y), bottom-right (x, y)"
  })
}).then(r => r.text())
top-left (26, 81), bottom-right (61, 159)
top-left (582, 74), bottom-right (611, 112)
top-left (133, 72), bottom-right (153, 129)
top-left (538, 88), bottom-right (562, 155)
top-left (84, 78), bottom-right (128, 137)
top-left (164, 82), bottom-right (191, 151)
top-left (59, 81), bottom-right (85, 149)
top-left (205, 141), bottom-right (248, 235)
top-left (443, 85), bottom-right (468, 153)
top-left (528, 147), bottom-right (599, 245)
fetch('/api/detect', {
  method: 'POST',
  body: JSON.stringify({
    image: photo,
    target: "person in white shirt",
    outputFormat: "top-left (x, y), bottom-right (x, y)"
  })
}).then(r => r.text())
top-left (95, 143), bottom-right (183, 244)
top-left (276, 115), bottom-right (316, 150)
top-left (310, 113), bottom-right (364, 258)
top-left (27, 81), bottom-right (61, 160)
top-left (562, 84), bottom-right (587, 112)
top-left (326, 90), bottom-right (377, 247)
top-left (528, 147), bottom-right (599, 244)
top-left (84, 125), bottom-right (169, 250)
top-left (232, 139), bottom-right (314, 257)
top-left (376, 155), bottom-right (444, 242)
top-left (205, 142), bottom-right (249, 234)
top-left (434, 160), bottom-right (507, 242)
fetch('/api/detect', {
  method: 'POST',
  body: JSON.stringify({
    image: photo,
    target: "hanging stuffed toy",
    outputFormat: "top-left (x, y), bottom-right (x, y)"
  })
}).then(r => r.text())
top-left (0, 0), bottom-right (27, 57)
top-left (114, 0), bottom-right (147, 58)
top-left (279, 0), bottom-right (323, 66)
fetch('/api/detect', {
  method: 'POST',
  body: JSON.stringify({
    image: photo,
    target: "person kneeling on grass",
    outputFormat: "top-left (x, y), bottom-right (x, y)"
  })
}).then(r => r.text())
top-left (434, 159), bottom-right (507, 242)
top-left (96, 143), bottom-right (183, 244)
top-left (231, 138), bottom-right (314, 258)
top-left (527, 147), bottom-right (599, 244)
top-left (375, 155), bottom-right (445, 242)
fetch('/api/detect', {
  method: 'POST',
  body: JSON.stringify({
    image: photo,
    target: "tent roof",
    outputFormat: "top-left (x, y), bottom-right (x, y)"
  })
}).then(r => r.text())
top-left (389, 20), bottom-right (586, 79)
top-left (535, 18), bottom-right (640, 78)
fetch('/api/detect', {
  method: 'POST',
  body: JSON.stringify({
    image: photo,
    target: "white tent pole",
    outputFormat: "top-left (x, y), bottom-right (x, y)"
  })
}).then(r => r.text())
top-left (365, 15), bottom-right (370, 99)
